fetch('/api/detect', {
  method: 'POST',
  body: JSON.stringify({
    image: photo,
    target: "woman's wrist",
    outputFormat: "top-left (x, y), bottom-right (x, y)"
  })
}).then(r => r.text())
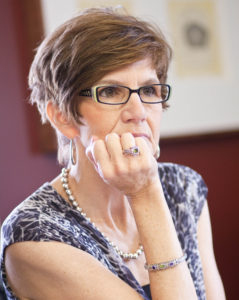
top-left (126, 177), bottom-right (163, 204)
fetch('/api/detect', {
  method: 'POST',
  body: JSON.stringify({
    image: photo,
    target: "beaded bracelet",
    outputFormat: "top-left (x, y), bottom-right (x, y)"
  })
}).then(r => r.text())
top-left (144, 254), bottom-right (186, 271)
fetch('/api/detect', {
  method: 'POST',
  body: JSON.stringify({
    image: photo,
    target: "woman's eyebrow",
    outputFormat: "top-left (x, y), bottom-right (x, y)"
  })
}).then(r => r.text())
top-left (95, 78), bottom-right (160, 86)
top-left (141, 78), bottom-right (160, 85)
top-left (95, 79), bottom-right (123, 86)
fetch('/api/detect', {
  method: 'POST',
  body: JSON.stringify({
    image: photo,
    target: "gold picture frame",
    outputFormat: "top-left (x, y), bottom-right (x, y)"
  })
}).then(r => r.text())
top-left (168, 0), bottom-right (223, 77)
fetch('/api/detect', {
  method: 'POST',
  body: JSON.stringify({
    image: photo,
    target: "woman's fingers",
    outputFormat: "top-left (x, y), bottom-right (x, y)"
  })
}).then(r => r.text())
top-left (92, 134), bottom-right (124, 181)
top-left (104, 133), bottom-right (122, 161)
top-left (88, 139), bottom-right (113, 179)
top-left (121, 132), bottom-right (136, 151)
top-left (88, 132), bottom-right (149, 170)
top-left (86, 132), bottom-right (158, 193)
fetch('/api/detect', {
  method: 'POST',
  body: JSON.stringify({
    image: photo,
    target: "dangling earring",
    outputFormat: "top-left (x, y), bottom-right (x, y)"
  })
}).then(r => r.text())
top-left (70, 139), bottom-right (76, 165)
top-left (155, 145), bottom-right (160, 160)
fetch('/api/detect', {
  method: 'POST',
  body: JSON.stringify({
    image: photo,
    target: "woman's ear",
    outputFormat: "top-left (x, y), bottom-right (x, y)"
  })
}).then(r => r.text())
top-left (46, 101), bottom-right (79, 139)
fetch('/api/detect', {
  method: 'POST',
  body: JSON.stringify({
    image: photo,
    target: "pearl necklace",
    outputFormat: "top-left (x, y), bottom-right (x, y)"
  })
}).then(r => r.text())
top-left (61, 168), bottom-right (144, 260)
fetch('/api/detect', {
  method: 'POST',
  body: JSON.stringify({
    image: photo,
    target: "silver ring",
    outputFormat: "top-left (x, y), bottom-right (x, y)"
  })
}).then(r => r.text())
top-left (123, 146), bottom-right (140, 156)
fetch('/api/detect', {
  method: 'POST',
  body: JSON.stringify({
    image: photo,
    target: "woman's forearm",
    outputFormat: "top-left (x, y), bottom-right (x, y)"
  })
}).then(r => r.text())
top-left (128, 181), bottom-right (198, 300)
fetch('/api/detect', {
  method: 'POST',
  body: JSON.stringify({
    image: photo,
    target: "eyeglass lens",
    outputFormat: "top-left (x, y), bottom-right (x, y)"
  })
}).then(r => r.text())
top-left (96, 85), bottom-right (169, 104)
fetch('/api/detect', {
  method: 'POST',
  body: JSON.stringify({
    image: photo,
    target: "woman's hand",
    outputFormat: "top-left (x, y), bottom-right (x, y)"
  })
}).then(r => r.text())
top-left (86, 132), bottom-right (159, 197)
top-left (85, 132), bottom-right (198, 300)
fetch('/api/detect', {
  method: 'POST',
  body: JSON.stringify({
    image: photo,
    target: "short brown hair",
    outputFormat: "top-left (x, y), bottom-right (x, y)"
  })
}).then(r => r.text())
top-left (29, 7), bottom-right (172, 165)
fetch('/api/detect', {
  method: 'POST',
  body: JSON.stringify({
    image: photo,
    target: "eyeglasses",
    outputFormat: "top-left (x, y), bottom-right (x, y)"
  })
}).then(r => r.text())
top-left (79, 84), bottom-right (171, 105)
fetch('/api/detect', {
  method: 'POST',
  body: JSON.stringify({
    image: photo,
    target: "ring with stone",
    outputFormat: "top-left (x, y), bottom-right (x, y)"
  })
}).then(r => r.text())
top-left (123, 146), bottom-right (140, 156)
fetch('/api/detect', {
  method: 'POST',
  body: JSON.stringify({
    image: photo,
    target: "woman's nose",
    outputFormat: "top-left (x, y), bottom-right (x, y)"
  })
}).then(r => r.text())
top-left (121, 93), bottom-right (147, 123)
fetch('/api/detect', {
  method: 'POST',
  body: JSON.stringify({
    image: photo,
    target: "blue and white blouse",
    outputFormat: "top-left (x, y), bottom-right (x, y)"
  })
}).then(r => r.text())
top-left (1, 163), bottom-right (207, 299)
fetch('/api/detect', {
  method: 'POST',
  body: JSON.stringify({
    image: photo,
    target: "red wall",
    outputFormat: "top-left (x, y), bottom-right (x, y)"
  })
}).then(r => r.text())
top-left (0, 0), bottom-right (60, 223)
top-left (1, 1), bottom-right (238, 299)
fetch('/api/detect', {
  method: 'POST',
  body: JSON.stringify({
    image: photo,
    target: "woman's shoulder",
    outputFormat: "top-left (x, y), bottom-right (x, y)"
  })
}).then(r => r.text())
top-left (1, 183), bottom-right (68, 246)
top-left (158, 162), bottom-right (208, 222)
top-left (158, 162), bottom-right (205, 181)
top-left (158, 162), bottom-right (208, 193)
top-left (2, 182), bottom-right (61, 219)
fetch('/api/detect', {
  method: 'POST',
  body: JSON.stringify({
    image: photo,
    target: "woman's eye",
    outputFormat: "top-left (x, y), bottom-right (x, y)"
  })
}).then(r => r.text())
top-left (99, 87), bottom-right (117, 98)
top-left (142, 86), bottom-right (156, 96)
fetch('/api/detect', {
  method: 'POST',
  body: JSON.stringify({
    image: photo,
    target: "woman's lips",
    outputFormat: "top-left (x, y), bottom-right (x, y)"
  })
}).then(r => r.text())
top-left (117, 132), bottom-right (151, 142)
top-left (131, 133), bottom-right (150, 140)
top-left (118, 132), bottom-right (154, 151)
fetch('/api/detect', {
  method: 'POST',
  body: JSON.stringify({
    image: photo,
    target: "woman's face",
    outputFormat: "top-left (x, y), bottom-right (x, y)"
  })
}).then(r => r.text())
top-left (77, 58), bottom-right (163, 156)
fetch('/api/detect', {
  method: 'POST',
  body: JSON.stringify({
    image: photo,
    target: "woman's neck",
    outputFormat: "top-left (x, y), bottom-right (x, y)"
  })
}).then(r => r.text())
top-left (51, 152), bottom-right (141, 260)
top-left (52, 153), bottom-right (133, 232)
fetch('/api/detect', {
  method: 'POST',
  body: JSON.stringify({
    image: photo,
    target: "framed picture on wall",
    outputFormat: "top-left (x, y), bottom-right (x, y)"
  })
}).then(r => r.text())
top-left (168, 0), bottom-right (223, 77)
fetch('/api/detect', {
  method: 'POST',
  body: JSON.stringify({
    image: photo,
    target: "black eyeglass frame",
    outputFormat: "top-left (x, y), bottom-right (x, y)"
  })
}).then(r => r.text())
top-left (79, 84), bottom-right (171, 105)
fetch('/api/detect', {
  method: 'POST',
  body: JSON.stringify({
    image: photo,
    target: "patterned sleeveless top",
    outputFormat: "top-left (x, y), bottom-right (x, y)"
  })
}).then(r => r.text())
top-left (1, 163), bottom-right (207, 299)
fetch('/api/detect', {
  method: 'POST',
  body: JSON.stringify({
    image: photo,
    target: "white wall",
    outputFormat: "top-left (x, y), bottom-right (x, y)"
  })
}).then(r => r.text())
top-left (41, 0), bottom-right (239, 137)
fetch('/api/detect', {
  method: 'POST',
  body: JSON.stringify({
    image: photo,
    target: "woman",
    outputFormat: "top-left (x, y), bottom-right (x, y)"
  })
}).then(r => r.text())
top-left (0, 7), bottom-right (225, 300)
